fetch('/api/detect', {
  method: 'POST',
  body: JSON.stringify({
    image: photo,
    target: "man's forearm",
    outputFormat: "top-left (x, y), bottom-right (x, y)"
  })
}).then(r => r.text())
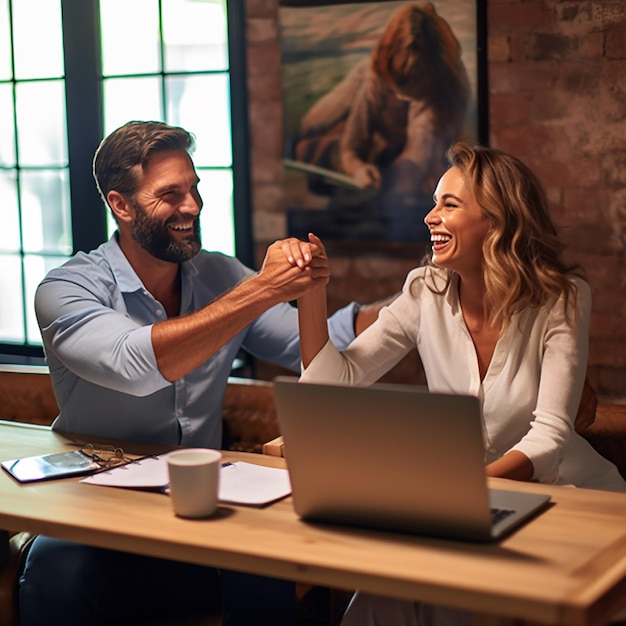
top-left (152, 274), bottom-right (277, 381)
top-left (152, 238), bottom-right (330, 381)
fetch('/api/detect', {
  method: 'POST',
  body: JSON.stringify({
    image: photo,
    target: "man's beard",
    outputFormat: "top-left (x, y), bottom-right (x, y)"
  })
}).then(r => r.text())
top-left (131, 202), bottom-right (202, 263)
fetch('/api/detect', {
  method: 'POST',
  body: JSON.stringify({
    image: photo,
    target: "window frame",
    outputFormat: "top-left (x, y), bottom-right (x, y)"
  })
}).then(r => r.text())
top-left (0, 0), bottom-right (252, 361)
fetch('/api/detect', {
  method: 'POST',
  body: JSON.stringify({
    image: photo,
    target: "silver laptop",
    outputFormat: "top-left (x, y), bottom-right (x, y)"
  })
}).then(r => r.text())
top-left (273, 377), bottom-right (551, 543)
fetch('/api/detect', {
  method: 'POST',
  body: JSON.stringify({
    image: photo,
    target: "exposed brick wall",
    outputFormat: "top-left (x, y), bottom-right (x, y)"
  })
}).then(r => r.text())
top-left (245, 0), bottom-right (626, 399)
top-left (487, 0), bottom-right (626, 399)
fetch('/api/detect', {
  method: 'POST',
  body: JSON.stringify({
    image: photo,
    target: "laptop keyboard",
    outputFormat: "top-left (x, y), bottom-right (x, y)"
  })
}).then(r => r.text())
top-left (491, 507), bottom-right (515, 526)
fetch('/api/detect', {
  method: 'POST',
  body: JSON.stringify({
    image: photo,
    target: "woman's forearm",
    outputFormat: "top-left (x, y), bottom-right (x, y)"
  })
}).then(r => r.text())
top-left (485, 450), bottom-right (534, 482)
top-left (297, 287), bottom-right (329, 369)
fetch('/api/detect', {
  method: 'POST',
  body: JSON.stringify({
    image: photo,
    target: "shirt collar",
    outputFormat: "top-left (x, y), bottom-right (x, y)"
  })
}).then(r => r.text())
top-left (180, 255), bottom-right (199, 313)
top-left (446, 272), bottom-right (461, 316)
top-left (102, 232), bottom-right (144, 294)
top-left (102, 231), bottom-right (200, 305)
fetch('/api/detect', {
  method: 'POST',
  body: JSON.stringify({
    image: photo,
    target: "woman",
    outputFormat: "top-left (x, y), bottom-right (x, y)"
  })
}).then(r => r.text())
top-left (282, 142), bottom-right (626, 625)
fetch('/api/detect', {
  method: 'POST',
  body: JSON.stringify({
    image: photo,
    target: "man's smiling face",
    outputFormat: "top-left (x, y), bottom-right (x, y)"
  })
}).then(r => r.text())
top-left (130, 150), bottom-right (203, 263)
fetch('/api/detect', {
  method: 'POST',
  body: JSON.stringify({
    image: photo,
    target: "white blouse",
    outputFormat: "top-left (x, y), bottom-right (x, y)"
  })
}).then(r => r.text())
top-left (301, 266), bottom-right (626, 492)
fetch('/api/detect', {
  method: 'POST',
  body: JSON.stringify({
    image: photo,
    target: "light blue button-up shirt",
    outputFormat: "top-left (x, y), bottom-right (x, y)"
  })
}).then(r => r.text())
top-left (35, 235), bottom-right (358, 448)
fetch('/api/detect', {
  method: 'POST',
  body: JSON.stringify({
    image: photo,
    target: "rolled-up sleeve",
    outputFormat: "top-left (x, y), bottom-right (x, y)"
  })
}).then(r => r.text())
top-left (35, 276), bottom-right (170, 397)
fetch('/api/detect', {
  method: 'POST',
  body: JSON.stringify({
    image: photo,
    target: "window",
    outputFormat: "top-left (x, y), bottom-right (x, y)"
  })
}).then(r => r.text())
top-left (0, 0), bottom-right (251, 358)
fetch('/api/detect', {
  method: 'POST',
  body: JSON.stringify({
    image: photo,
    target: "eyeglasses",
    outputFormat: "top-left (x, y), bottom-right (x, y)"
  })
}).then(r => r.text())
top-left (79, 443), bottom-right (133, 469)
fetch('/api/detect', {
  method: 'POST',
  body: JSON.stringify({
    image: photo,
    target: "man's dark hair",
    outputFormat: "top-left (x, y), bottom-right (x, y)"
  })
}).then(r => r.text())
top-left (93, 120), bottom-right (195, 208)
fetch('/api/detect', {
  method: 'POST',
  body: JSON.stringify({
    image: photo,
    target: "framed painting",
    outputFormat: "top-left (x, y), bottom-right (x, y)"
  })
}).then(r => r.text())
top-left (279, 0), bottom-right (487, 245)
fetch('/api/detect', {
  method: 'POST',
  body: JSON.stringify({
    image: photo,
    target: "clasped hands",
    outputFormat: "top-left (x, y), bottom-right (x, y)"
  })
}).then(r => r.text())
top-left (259, 233), bottom-right (329, 302)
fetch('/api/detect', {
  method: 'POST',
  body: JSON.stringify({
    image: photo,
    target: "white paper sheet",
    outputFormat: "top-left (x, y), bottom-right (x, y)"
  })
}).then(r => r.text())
top-left (80, 456), bottom-right (292, 506)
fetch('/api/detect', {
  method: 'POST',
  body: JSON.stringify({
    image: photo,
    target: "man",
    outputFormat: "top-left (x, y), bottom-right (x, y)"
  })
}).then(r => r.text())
top-left (20, 121), bottom-right (385, 626)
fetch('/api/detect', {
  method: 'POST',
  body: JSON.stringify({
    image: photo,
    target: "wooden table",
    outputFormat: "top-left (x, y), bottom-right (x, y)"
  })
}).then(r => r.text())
top-left (2, 420), bottom-right (626, 626)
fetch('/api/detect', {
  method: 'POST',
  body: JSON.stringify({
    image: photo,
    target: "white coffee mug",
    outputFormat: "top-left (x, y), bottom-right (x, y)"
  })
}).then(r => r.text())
top-left (167, 448), bottom-right (222, 518)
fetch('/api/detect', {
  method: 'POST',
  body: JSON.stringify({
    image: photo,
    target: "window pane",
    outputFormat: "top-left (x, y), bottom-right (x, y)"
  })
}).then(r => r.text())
top-left (0, 170), bottom-right (19, 252)
top-left (103, 76), bottom-right (164, 135)
top-left (0, 0), bottom-right (11, 80)
top-left (100, 0), bottom-right (160, 76)
top-left (0, 83), bottom-right (15, 166)
top-left (16, 80), bottom-right (67, 166)
top-left (0, 254), bottom-right (25, 342)
top-left (107, 212), bottom-right (116, 240)
top-left (12, 0), bottom-right (63, 79)
top-left (198, 169), bottom-right (234, 256)
top-left (163, 0), bottom-right (228, 73)
top-left (21, 170), bottom-right (72, 255)
top-left (24, 254), bottom-right (68, 344)
top-left (167, 74), bottom-right (231, 167)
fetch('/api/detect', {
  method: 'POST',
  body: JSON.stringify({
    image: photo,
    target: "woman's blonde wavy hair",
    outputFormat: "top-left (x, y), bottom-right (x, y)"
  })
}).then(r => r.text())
top-left (423, 142), bottom-right (583, 331)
